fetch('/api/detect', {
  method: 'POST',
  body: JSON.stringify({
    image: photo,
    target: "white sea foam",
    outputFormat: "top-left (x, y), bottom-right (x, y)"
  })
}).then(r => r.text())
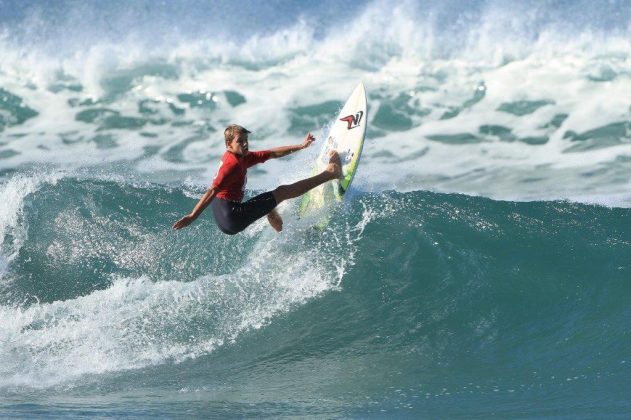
top-left (0, 234), bottom-right (338, 388)
top-left (0, 1), bottom-right (629, 204)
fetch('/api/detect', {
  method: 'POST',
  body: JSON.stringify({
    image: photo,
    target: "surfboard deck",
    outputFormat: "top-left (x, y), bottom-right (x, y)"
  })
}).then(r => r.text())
top-left (298, 82), bottom-right (367, 226)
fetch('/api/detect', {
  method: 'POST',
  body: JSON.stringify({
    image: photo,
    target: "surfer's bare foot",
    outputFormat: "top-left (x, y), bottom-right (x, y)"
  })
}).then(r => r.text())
top-left (267, 209), bottom-right (283, 232)
top-left (327, 151), bottom-right (343, 179)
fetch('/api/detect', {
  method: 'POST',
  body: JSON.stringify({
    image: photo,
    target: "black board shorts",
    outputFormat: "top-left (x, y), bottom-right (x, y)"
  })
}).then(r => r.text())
top-left (211, 191), bottom-right (277, 235)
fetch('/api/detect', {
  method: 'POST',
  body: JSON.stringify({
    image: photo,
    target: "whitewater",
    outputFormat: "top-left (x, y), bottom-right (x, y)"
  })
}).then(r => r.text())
top-left (1, 0), bottom-right (631, 417)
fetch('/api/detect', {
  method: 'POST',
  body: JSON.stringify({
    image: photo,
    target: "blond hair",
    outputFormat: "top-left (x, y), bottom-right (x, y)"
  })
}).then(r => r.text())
top-left (224, 124), bottom-right (251, 146)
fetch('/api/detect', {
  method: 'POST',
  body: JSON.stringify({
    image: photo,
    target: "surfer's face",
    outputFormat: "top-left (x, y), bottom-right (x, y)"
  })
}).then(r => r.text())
top-left (227, 134), bottom-right (249, 155)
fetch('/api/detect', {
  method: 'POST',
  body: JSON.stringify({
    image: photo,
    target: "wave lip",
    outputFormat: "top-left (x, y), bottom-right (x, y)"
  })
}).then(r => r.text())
top-left (0, 174), bottom-right (60, 280)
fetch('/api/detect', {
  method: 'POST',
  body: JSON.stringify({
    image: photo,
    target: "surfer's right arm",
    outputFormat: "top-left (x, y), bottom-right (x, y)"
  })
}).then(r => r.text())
top-left (172, 187), bottom-right (217, 230)
top-left (268, 133), bottom-right (315, 158)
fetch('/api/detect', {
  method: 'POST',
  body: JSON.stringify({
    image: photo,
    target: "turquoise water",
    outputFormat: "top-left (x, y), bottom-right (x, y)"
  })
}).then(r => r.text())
top-left (2, 179), bottom-right (631, 416)
top-left (1, 0), bottom-right (631, 417)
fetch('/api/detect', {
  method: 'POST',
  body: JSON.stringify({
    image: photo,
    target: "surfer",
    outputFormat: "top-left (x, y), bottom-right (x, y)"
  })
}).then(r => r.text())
top-left (172, 124), bottom-right (342, 234)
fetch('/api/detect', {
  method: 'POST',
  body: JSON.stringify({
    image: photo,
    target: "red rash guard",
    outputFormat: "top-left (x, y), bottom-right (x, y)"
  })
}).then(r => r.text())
top-left (212, 150), bottom-right (272, 201)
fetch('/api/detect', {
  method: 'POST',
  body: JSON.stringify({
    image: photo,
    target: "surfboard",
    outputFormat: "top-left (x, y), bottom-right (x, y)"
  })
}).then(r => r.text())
top-left (298, 82), bottom-right (367, 224)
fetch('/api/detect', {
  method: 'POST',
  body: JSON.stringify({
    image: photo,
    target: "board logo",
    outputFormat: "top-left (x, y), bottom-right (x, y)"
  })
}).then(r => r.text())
top-left (340, 110), bottom-right (363, 130)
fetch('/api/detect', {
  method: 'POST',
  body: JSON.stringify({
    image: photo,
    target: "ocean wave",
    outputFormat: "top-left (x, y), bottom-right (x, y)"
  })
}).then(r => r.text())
top-left (1, 176), bottom-right (629, 391)
top-left (2, 2), bottom-right (631, 415)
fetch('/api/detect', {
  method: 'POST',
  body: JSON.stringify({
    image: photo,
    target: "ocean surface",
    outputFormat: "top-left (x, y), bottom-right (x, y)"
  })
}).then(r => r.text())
top-left (1, 0), bottom-right (631, 417)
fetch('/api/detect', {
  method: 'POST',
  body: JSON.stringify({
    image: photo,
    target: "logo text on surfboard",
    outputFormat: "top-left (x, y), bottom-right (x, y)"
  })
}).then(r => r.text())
top-left (340, 110), bottom-right (363, 130)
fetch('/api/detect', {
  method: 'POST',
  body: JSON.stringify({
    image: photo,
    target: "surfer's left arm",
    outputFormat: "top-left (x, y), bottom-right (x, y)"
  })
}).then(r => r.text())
top-left (268, 133), bottom-right (315, 158)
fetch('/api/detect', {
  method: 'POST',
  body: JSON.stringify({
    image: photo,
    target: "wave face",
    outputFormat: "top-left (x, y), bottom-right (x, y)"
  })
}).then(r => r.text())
top-left (1, 0), bottom-right (631, 417)
top-left (1, 176), bottom-right (630, 416)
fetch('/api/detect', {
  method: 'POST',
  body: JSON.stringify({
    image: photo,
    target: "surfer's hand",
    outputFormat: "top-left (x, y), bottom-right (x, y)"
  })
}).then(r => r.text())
top-left (301, 133), bottom-right (315, 149)
top-left (173, 214), bottom-right (195, 230)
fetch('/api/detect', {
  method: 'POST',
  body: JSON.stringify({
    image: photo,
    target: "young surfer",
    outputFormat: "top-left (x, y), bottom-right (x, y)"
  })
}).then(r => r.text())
top-left (172, 124), bottom-right (342, 234)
